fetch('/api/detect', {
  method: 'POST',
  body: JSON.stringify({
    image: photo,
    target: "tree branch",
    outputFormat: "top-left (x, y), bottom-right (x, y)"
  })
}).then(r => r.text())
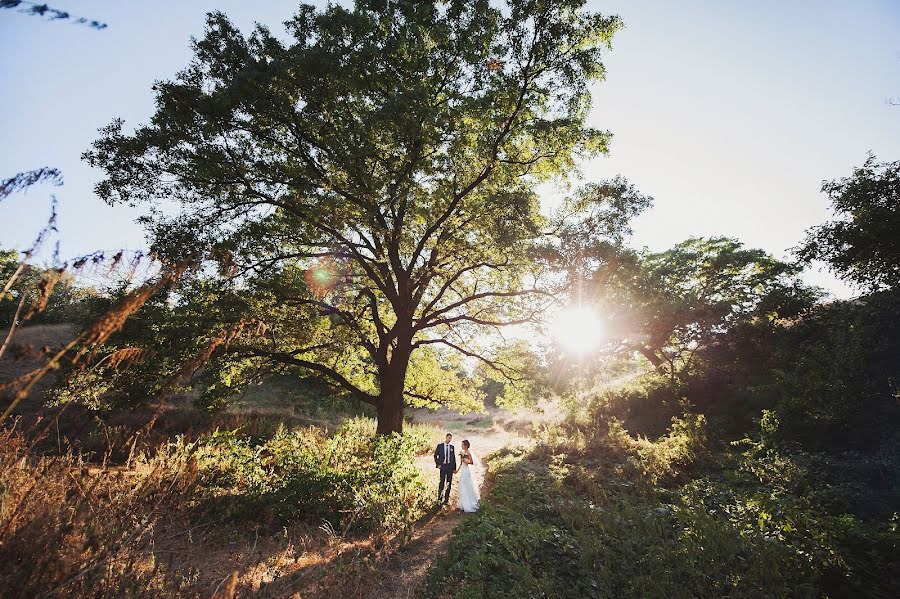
top-left (237, 347), bottom-right (377, 405)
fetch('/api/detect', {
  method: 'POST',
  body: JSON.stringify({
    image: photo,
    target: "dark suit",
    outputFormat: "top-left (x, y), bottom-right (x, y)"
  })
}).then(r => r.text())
top-left (433, 442), bottom-right (456, 503)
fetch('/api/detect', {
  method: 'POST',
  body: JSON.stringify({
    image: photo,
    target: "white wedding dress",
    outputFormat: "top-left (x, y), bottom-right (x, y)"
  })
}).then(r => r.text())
top-left (456, 451), bottom-right (481, 513)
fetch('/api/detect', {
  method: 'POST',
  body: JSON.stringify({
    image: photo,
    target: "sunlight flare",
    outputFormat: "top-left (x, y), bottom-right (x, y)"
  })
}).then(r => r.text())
top-left (551, 305), bottom-right (603, 357)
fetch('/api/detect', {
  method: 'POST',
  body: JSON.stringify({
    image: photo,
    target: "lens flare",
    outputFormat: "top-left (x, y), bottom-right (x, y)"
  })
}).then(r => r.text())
top-left (551, 305), bottom-right (603, 357)
top-left (304, 261), bottom-right (341, 298)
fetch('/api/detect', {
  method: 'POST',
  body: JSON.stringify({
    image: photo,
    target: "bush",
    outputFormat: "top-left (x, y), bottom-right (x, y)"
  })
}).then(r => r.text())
top-left (430, 389), bottom-right (899, 598)
top-left (576, 374), bottom-right (686, 439)
top-left (632, 412), bottom-right (708, 484)
top-left (765, 290), bottom-right (900, 453)
top-left (194, 417), bottom-right (432, 543)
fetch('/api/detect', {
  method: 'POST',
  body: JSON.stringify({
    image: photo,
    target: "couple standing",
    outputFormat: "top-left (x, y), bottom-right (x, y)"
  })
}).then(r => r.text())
top-left (433, 433), bottom-right (480, 512)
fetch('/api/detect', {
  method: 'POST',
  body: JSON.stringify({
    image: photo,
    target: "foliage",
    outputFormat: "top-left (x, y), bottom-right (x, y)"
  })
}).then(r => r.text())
top-left (546, 177), bottom-right (653, 284)
top-left (0, 248), bottom-right (101, 326)
top-left (798, 155), bottom-right (900, 291)
top-left (194, 418), bottom-right (432, 542)
top-left (83, 0), bottom-right (627, 432)
top-left (426, 434), bottom-right (831, 598)
top-left (576, 373), bottom-right (687, 438)
top-left (630, 413), bottom-right (708, 484)
top-left (476, 339), bottom-right (547, 409)
top-left (431, 380), bottom-right (899, 597)
top-left (602, 237), bottom-right (818, 381)
top-left (765, 289), bottom-right (900, 452)
top-left (43, 278), bottom-right (268, 412)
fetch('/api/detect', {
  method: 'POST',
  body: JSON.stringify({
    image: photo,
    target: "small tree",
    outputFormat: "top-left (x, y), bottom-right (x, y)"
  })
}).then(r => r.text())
top-left (85, 0), bottom-right (624, 433)
top-left (798, 155), bottom-right (900, 291)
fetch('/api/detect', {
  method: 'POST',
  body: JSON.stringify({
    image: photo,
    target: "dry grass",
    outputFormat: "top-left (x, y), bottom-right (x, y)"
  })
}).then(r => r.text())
top-left (0, 419), bottom-right (447, 598)
top-left (0, 423), bottom-right (199, 597)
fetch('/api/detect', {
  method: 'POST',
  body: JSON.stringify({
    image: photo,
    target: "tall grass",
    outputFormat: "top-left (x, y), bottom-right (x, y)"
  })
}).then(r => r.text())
top-left (0, 423), bottom-right (198, 597)
top-left (0, 416), bottom-right (436, 597)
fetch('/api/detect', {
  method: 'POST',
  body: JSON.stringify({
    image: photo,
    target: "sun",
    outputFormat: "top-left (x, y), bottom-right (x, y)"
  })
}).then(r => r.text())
top-left (551, 305), bottom-right (603, 357)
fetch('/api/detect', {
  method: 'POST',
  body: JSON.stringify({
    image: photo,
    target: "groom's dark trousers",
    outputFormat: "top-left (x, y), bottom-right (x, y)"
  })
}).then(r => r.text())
top-left (438, 464), bottom-right (454, 503)
top-left (434, 443), bottom-right (456, 503)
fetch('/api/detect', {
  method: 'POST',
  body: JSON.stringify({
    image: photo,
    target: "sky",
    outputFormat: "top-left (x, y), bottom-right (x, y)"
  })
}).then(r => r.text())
top-left (1, 1), bottom-right (899, 298)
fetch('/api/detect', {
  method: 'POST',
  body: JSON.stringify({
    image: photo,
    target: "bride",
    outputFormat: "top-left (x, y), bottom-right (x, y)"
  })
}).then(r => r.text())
top-left (455, 439), bottom-right (480, 513)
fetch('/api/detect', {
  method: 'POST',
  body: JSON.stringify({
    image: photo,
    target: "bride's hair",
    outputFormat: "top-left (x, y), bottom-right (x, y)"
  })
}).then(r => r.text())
top-left (461, 440), bottom-right (470, 449)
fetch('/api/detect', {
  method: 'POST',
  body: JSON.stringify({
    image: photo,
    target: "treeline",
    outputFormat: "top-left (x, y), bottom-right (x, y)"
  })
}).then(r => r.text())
top-left (0, 249), bottom-right (101, 326)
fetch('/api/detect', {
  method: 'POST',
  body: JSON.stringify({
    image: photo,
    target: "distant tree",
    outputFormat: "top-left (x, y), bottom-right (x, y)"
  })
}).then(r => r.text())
top-left (798, 156), bottom-right (900, 291)
top-left (0, 247), bottom-right (104, 328)
top-left (611, 237), bottom-right (817, 381)
top-left (85, 0), bottom-right (625, 433)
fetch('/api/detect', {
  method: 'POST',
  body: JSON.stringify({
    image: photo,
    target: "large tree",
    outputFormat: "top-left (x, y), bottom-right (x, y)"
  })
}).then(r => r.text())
top-left (85, 0), bottom-right (623, 433)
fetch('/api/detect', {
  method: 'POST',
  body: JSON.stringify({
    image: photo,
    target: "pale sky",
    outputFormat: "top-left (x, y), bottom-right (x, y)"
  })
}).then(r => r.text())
top-left (2, 1), bottom-right (899, 298)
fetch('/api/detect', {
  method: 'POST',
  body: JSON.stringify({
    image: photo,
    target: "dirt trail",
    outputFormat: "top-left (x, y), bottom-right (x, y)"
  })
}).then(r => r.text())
top-left (298, 404), bottom-right (555, 598)
top-left (370, 509), bottom-right (462, 598)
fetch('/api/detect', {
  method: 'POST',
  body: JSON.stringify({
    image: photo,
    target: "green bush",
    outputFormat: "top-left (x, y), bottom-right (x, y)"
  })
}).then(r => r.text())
top-left (430, 389), bottom-right (899, 598)
top-left (632, 412), bottom-right (708, 484)
top-left (579, 374), bottom-right (686, 439)
top-left (193, 417), bottom-right (431, 542)
top-left (760, 290), bottom-right (900, 453)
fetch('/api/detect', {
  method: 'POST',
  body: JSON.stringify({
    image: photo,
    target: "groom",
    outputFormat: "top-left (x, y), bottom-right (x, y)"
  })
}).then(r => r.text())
top-left (433, 432), bottom-right (456, 505)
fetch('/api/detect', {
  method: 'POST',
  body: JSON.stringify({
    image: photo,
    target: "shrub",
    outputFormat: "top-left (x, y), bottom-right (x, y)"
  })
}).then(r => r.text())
top-left (767, 290), bottom-right (900, 453)
top-left (632, 413), bottom-right (708, 484)
top-left (429, 389), bottom-right (899, 598)
top-left (194, 417), bottom-right (432, 542)
top-left (580, 374), bottom-right (685, 439)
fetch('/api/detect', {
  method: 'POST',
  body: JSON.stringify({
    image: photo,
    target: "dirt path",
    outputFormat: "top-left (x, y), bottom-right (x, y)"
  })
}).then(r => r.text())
top-left (362, 404), bottom-right (550, 597)
top-left (371, 509), bottom-right (463, 598)
top-left (294, 404), bottom-right (553, 598)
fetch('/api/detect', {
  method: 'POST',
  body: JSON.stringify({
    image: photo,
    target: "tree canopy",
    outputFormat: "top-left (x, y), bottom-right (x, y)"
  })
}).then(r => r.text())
top-left (85, 0), bottom-right (625, 433)
top-left (604, 237), bottom-right (816, 381)
top-left (798, 155), bottom-right (900, 291)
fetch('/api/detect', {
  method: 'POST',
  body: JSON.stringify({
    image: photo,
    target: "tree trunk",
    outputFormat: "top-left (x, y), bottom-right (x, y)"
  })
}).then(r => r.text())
top-left (374, 343), bottom-right (411, 435)
top-left (376, 389), bottom-right (404, 435)
top-left (636, 345), bottom-right (665, 373)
